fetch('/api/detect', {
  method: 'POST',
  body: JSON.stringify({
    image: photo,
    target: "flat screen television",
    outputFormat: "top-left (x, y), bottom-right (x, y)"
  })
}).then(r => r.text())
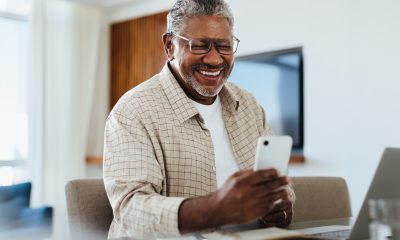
top-left (228, 47), bottom-right (304, 150)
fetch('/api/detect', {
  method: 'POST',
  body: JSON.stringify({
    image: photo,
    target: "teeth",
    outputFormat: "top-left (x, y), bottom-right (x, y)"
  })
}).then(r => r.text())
top-left (199, 70), bottom-right (221, 76)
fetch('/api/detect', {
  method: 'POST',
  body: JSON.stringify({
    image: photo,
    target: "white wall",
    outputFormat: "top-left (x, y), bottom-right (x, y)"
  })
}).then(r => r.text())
top-left (108, 0), bottom-right (400, 217)
top-left (108, 0), bottom-right (176, 23)
top-left (85, 9), bottom-right (110, 179)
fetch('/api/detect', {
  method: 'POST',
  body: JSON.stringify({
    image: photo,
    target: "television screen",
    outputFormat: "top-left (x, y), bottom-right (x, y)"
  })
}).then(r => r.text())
top-left (228, 48), bottom-right (303, 149)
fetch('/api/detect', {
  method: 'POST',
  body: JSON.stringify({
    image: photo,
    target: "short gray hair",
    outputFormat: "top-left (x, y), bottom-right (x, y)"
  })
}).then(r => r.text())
top-left (167, 0), bottom-right (234, 38)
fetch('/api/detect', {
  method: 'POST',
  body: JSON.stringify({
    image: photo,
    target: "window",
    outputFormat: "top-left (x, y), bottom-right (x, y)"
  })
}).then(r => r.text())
top-left (0, 0), bottom-right (31, 16)
top-left (0, 11), bottom-right (29, 186)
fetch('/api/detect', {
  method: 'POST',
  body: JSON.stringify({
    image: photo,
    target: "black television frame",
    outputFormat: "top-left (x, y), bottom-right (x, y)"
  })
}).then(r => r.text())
top-left (235, 47), bottom-right (304, 150)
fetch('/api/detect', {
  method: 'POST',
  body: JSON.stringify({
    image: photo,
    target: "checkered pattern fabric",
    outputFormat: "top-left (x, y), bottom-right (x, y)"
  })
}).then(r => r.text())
top-left (103, 63), bottom-right (296, 239)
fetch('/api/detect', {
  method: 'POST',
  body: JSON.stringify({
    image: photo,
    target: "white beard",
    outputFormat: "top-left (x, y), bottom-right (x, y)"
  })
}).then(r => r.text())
top-left (180, 70), bottom-right (229, 97)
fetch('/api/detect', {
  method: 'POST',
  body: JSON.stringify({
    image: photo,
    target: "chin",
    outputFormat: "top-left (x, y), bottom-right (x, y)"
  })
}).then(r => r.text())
top-left (183, 69), bottom-right (229, 97)
top-left (193, 81), bottom-right (226, 97)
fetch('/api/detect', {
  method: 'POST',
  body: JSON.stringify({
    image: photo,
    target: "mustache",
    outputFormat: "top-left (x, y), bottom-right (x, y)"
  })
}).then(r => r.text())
top-left (191, 63), bottom-right (229, 71)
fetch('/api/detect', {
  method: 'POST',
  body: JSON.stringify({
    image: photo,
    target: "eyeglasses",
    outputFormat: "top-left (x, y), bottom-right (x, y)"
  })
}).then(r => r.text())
top-left (170, 33), bottom-right (240, 55)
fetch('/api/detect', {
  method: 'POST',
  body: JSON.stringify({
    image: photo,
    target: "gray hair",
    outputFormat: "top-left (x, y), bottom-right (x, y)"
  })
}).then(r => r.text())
top-left (167, 0), bottom-right (234, 38)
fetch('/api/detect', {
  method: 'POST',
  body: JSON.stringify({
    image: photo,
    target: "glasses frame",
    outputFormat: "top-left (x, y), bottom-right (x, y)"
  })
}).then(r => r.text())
top-left (170, 33), bottom-right (240, 55)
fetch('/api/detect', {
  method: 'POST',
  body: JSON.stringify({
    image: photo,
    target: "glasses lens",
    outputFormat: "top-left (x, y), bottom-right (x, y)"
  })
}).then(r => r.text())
top-left (189, 38), bottom-right (239, 55)
top-left (190, 38), bottom-right (211, 54)
top-left (217, 39), bottom-right (237, 55)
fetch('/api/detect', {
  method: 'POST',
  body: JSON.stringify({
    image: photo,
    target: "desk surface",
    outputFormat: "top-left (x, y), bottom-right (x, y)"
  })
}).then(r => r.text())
top-left (114, 217), bottom-right (353, 240)
top-left (292, 217), bottom-right (352, 230)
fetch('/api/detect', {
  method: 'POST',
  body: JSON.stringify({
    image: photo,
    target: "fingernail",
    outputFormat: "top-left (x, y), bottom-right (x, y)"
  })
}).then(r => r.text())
top-left (276, 169), bottom-right (280, 176)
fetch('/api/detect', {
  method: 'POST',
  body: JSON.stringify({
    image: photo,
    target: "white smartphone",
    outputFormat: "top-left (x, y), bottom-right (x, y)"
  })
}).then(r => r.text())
top-left (253, 135), bottom-right (293, 201)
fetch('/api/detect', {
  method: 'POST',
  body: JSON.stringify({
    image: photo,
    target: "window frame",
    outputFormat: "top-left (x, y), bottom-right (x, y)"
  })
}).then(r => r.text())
top-left (0, 160), bottom-right (25, 167)
top-left (0, 10), bottom-right (27, 21)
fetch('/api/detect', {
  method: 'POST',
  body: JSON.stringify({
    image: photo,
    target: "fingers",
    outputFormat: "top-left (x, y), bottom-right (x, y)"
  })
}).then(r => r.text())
top-left (250, 177), bottom-right (290, 197)
top-left (262, 207), bottom-right (292, 228)
top-left (262, 199), bottom-right (293, 228)
top-left (258, 189), bottom-right (290, 207)
top-left (262, 176), bottom-right (291, 192)
top-left (262, 201), bottom-right (292, 222)
top-left (239, 168), bottom-right (281, 185)
top-left (268, 198), bottom-right (292, 212)
top-left (262, 210), bottom-right (288, 222)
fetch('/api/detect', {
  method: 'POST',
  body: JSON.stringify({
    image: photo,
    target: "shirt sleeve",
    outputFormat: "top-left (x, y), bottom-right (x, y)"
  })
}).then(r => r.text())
top-left (103, 110), bottom-right (187, 238)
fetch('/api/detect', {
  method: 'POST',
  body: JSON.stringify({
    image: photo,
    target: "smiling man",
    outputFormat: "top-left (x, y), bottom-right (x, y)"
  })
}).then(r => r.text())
top-left (104, 0), bottom-right (295, 238)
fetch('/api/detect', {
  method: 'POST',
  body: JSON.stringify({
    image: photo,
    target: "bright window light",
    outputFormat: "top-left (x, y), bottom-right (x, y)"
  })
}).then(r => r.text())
top-left (0, 0), bottom-right (31, 16)
top-left (0, 16), bottom-right (29, 186)
top-left (0, 17), bottom-right (28, 161)
top-left (0, 0), bottom-right (6, 10)
top-left (0, 167), bottom-right (14, 186)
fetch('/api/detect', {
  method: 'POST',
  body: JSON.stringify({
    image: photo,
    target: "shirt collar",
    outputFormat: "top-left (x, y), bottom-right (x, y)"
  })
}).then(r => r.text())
top-left (159, 62), bottom-right (240, 123)
top-left (159, 63), bottom-right (199, 124)
top-left (219, 81), bottom-right (240, 117)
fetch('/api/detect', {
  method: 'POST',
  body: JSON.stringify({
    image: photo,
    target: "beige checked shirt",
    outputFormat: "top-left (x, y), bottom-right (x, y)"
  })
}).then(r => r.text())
top-left (103, 63), bottom-right (296, 239)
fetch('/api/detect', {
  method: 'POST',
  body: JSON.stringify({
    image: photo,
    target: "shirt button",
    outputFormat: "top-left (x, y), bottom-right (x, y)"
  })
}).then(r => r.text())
top-left (213, 166), bottom-right (216, 171)
top-left (204, 130), bottom-right (210, 137)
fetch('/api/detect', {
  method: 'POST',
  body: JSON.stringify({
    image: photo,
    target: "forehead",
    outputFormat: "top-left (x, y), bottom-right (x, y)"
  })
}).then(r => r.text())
top-left (181, 15), bottom-right (232, 39)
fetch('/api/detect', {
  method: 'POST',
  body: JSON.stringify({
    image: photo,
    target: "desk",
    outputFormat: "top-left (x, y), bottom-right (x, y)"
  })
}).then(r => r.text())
top-left (114, 218), bottom-right (353, 240)
top-left (292, 217), bottom-right (352, 230)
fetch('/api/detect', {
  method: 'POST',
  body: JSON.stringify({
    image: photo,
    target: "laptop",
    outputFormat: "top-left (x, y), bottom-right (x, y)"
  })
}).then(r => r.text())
top-left (300, 148), bottom-right (400, 240)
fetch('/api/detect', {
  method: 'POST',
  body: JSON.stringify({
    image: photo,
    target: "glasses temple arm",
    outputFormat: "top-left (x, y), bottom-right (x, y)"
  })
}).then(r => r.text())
top-left (171, 33), bottom-right (190, 41)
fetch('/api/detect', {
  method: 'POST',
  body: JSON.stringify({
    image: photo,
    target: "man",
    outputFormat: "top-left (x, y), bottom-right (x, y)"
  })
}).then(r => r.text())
top-left (104, 0), bottom-right (295, 238)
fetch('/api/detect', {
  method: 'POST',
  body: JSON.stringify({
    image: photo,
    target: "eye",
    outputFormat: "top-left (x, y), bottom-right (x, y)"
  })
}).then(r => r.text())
top-left (218, 45), bottom-right (232, 51)
top-left (191, 45), bottom-right (208, 50)
top-left (217, 39), bottom-right (233, 51)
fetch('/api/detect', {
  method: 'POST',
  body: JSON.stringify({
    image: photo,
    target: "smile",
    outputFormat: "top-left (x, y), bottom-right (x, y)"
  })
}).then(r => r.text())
top-left (198, 70), bottom-right (221, 76)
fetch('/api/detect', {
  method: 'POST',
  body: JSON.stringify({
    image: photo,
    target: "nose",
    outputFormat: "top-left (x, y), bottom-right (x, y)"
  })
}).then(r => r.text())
top-left (202, 43), bottom-right (224, 66)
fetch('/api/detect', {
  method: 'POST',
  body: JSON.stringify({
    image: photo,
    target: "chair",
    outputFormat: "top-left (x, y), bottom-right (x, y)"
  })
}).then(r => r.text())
top-left (0, 182), bottom-right (53, 240)
top-left (65, 179), bottom-right (113, 240)
top-left (65, 177), bottom-right (352, 239)
top-left (291, 177), bottom-right (352, 227)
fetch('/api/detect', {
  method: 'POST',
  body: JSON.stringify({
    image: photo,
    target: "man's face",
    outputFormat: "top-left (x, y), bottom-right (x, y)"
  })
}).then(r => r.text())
top-left (166, 15), bottom-right (235, 103)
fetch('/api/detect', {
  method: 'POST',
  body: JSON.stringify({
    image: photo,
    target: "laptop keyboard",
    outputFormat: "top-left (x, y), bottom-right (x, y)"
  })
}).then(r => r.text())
top-left (308, 229), bottom-right (351, 239)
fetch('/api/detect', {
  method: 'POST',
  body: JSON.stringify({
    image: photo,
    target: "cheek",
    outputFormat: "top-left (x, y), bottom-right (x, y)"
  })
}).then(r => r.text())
top-left (225, 60), bottom-right (235, 76)
top-left (182, 56), bottom-right (202, 72)
top-left (180, 61), bottom-right (194, 75)
top-left (225, 56), bottom-right (234, 68)
top-left (176, 57), bottom-right (192, 74)
top-left (179, 54), bottom-right (198, 72)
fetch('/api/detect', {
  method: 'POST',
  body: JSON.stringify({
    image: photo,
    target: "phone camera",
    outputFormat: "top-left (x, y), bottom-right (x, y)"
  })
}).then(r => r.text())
top-left (263, 141), bottom-right (269, 146)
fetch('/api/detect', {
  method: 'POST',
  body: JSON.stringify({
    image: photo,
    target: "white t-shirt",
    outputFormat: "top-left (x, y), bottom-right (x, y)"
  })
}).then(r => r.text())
top-left (191, 95), bottom-right (262, 232)
top-left (190, 95), bottom-right (240, 189)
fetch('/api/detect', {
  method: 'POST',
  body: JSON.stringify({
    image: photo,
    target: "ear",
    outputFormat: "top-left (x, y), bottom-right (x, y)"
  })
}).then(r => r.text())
top-left (162, 33), bottom-right (175, 61)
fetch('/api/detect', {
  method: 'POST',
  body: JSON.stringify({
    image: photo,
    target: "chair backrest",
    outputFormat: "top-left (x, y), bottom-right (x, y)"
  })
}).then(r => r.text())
top-left (291, 177), bottom-right (352, 223)
top-left (0, 182), bottom-right (31, 226)
top-left (65, 179), bottom-right (113, 240)
top-left (65, 177), bottom-right (351, 238)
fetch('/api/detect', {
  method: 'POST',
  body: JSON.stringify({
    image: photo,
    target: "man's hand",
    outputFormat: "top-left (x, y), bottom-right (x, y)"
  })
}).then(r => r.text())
top-left (212, 169), bottom-right (291, 225)
top-left (261, 198), bottom-right (293, 228)
top-left (178, 169), bottom-right (291, 234)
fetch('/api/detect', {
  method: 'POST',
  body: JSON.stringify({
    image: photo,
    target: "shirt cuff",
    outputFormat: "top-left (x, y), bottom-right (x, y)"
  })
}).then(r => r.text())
top-left (150, 197), bottom-right (188, 237)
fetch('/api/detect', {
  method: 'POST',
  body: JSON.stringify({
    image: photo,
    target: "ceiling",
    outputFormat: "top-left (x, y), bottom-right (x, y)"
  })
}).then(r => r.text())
top-left (66, 0), bottom-right (141, 8)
